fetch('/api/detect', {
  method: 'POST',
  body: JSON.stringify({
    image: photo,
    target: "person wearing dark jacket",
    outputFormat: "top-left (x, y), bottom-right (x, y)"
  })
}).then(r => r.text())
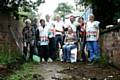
top-left (30, 18), bottom-right (38, 59)
top-left (22, 19), bottom-right (32, 60)
top-left (76, 17), bottom-right (86, 62)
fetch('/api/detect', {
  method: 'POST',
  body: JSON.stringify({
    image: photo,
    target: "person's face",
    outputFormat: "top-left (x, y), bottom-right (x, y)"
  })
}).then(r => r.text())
top-left (26, 22), bottom-right (31, 27)
top-left (68, 27), bottom-right (72, 34)
top-left (89, 15), bottom-right (94, 22)
top-left (40, 20), bottom-right (45, 26)
top-left (70, 17), bottom-right (75, 23)
top-left (56, 16), bottom-right (60, 22)
top-left (79, 18), bottom-right (84, 23)
top-left (46, 15), bottom-right (50, 21)
top-left (34, 19), bottom-right (38, 24)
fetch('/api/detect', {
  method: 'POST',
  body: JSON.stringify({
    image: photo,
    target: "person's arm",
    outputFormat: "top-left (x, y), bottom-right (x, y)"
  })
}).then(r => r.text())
top-left (22, 27), bottom-right (25, 42)
top-left (55, 28), bottom-right (63, 33)
top-left (36, 29), bottom-right (40, 41)
top-left (95, 21), bottom-right (100, 41)
top-left (96, 29), bottom-right (99, 41)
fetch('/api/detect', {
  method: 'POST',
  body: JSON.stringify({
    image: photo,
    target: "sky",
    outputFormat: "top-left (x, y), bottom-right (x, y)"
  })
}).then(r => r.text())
top-left (37, 0), bottom-right (76, 17)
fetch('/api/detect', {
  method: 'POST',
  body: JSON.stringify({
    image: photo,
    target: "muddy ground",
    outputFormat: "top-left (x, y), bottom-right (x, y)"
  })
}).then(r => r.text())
top-left (1, 61), bottom-right (119, 80)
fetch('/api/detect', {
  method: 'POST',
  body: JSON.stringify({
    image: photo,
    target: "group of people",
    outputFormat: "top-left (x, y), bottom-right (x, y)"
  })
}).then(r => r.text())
top-left (22, 14), bottom-right (100, 63)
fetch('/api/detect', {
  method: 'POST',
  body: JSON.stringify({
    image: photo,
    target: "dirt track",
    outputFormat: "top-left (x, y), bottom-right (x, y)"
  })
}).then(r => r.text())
top-left (5, 61), bottom-right (120, 80)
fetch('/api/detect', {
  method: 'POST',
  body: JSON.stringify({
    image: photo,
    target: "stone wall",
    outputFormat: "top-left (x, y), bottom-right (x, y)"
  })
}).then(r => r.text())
top-left (100, 24), bottom-right (120, 68)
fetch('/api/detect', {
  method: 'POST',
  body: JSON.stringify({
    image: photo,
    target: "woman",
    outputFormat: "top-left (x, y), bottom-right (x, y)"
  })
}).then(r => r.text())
top-left (62, 27), bottom-right (77, 62)
top-left (77, 17), bottom-right (86, 62)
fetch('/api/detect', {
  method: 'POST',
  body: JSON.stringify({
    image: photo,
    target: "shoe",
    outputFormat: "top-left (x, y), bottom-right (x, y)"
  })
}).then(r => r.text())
top-left (48, 58), bottom-right (53, 62)
top-left (87, 59), bottom-right (94, 65)
top-left (87, 61), bottom-right (94, 65)
top-left (42, 58), bottom-right (45, 62)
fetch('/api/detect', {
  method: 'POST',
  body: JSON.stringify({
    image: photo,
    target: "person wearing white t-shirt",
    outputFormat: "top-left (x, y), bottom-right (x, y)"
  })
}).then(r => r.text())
top-left (36, 19), bottom-right (49, 62)
top-left (86, 14), bottom-right (100, 63)
top-left (54, 15), bottom-right (64, 49)
top-left (45, 14), bottom-right (56, 61)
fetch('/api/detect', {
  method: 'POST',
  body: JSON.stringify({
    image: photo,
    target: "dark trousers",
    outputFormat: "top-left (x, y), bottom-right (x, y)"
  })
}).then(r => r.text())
top-left (38, 45), bottom-right (49, 61)
top-left (80, 35), bottom-right (87, 61)
top-left (29, 45), bottom-right (36, 59)
top-left (49, 37), bottom-right (56, 61)
top-left (23, 42), bottom-right (30, 58)
top-left (23, 42), bottom-right (35, 60)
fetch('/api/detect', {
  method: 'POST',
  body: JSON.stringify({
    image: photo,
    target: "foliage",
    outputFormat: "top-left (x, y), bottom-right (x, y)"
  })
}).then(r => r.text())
top-left (54, 3), bottom-right (74, 18)
top-left (82, 0), bottom-right (120, 28)
top-left (0, 0), bottom-right (45, 19)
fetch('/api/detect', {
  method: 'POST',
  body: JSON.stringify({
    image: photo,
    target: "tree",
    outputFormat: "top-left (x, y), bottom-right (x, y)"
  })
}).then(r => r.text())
top-left (54, 3), bottom-right (74, 18)
top-left (82, 0), bottom-right (120, 29)
top-left (0, 0), bottom-right (45, 20)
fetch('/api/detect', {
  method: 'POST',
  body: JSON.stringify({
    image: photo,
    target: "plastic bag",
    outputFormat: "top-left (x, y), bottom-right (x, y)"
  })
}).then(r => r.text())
top-left (32, 55), bottom-right (40, 62)
top-left (70, 48), bottom-right (77, 63)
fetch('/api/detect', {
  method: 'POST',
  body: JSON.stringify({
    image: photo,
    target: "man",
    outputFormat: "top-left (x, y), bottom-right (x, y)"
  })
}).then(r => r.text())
top-left (64, 15), bottom-right (77, 41)
top-left (86, 14), bottom-right (100, 63)
top-left (69, 15), bottom-right (76, 33)
top-left (45, 14), bottom-right (56, 61)
top-left (54, 15), bottom-right (64, 60)
top-left (22, 19), bottom-right (32, 60)
top-left (36, 19), bottom-right (49, 62)
top-left (54, 15), bottom-right (64, 48)
top-left (30, 18), bottom-right (38, 59)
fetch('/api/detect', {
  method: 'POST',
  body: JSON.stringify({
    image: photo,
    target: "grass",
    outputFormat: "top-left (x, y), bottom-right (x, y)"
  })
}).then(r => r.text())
top-left (7, 62), bottom-right (33, 80)
top-left (7, 62), bottom-right (44, 80)
top-left (0, 43), bottom-right (22, 64)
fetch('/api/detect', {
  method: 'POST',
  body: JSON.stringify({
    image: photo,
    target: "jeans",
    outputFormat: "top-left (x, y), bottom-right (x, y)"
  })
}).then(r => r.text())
top-left (62, 44), bottom-right (77, 61)
top-left (87, 41), bottom-right (100, 62)
top-left (55, 35), bottom-right (63, 59)
top-left (55, 34), bottom-right (63, 48)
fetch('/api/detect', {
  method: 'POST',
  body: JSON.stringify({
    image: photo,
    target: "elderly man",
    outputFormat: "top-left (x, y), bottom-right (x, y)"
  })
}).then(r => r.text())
top-left (86, 14), bottom-right (100, 63)
top-left (22, 19), bottom-right (32, 60)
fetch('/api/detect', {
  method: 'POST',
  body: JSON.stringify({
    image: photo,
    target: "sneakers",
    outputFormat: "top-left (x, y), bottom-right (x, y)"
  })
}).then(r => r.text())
top-left (48, 58), bottom-right (53, 62)
top-left (87, 58), bottom-right (94, 65)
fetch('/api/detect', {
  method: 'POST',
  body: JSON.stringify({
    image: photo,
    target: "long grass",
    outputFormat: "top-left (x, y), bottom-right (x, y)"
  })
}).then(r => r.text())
top-left (0, 43), bottom-right (21, 64)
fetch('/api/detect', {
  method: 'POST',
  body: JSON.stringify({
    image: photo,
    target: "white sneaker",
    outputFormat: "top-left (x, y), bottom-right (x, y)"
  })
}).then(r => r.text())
top-left (42, 58), bottom-right (45, 62)
top-left (48, 58), bottom-right (53, 62)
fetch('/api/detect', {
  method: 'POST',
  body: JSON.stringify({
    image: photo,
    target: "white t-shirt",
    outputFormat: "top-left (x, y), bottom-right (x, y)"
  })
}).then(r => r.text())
top-left (86, 21), bottom-right (100, 41)
top-left (64, 21), bottom-right (77, 33)
top-left (54, 21), bottom-right (64, 35)
top-left (45, 20), bottom-right (54, 28)
top-left (48, 26), bottom-right (56, 38)
top-left (37, 25), bottom-right (49, 45)
top-left (46, 21), bottom-right (55, 38)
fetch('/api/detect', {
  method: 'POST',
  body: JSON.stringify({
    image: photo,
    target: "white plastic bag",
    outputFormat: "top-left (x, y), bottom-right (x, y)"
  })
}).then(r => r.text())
top-left (70, 48), bottom-right (77, 63)
top-left (59, 49), bottom-right (63, 61)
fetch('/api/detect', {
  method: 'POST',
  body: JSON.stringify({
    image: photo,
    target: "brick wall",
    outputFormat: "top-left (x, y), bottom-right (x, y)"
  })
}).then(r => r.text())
top-left (100, 24), bottom-right (120, 68)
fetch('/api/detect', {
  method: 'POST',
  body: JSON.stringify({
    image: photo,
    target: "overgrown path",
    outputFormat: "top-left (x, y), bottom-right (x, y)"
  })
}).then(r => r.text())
top-left (6, 61), bottom-right (120, 80)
